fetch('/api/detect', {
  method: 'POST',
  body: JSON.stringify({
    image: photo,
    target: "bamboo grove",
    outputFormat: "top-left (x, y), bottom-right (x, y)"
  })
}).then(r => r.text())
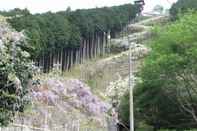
top-left (1, 4), bottom-right (140, 72)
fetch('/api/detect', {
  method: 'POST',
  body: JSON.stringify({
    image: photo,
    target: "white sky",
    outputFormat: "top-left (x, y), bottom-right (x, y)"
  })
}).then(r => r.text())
top-left (0, 0), bottom-right (178, 14)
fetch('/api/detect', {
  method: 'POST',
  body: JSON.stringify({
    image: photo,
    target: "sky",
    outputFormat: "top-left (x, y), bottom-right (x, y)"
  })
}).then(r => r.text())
top-left (0, 0), bottom-right (178, 14)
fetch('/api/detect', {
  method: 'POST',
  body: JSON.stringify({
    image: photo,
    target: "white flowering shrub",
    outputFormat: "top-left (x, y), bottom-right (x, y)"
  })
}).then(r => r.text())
top-left (106, 76), bottom-right (130, 104)
top-left (0, 16), bottom-right (32, 126)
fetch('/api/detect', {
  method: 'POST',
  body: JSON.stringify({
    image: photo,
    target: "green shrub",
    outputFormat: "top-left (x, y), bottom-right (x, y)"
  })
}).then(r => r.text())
top-left (0, 18), bottom-right (32, 126)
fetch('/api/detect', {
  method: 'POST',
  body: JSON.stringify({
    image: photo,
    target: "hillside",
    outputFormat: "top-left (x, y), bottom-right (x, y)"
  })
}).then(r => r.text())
top-left (0, 4), bottom-right (172, 130)
top-left (1, 0), bottom-right (197, 130)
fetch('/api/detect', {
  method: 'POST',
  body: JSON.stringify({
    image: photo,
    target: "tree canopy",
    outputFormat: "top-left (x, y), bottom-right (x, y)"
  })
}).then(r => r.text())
top-left (1, 4), bottom-right (140, 59)
top-left (134, 12), bottom-right (197, 130)
top-left (170, 0), bottom-right (197, 19)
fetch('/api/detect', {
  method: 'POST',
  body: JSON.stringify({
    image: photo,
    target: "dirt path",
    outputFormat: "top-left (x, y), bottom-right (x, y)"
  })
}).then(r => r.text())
top-left (98, 15), bottom-right (166, 70)
top-left (94, 15), bottom-right (168, 102)
top-left (110, 15), bottom-right (167, 50)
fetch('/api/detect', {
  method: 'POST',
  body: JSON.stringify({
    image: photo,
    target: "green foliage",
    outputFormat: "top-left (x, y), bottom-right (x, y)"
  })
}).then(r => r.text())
top-left (0, 8), bottom-right (30, 17)
top-left (0, 20), bottom-right (32, 126)
top-left (2, 4), bottom-right (140, 59)
top-left (7, 12), bottom-right (80, 58)
top-left (67, 4), bottom-right (138, 38)
top-left (135, 12), bottom-right (197, 130)
top-left (118, 91), bottom-right (129, 127)
top-left (170, 0), bottom-right (197, 19)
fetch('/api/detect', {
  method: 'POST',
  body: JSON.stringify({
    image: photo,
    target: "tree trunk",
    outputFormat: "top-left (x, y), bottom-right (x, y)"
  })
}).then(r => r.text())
top-left (61, 48), bottom-right (65, 71)
top-left (92, 35), bottom-right (95, 58)
top-left (87, 38), bottom-right (90, 59)
top-left (43, 54), bottom-right (46, 73)
top-left (47, 52), bottom-right (50, 72)
top-left (80, 40), bottom-right (83, 63)
top-left (83, 39), bottom-right (86, 60)
top-left (66, 49), bottom-right (69, 70)
top-left (57, 50), bottom-right (60, 71)
top-left (73, 49), bottom-right (76, 65)
top-left (97, 33), bottom-right (101, 56)
top-left (68, 50), bottom-right (71, 70)
top-left (94, 33), bottom-right (97, 58)
top-left (102, 33), bottom-right (105, 56)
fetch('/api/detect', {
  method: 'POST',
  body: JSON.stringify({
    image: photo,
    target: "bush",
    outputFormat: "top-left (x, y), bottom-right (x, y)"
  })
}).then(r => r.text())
top-left (0, 17), bottom-right (32, 126)
top-left (118, 91), bottom-right (129, 127)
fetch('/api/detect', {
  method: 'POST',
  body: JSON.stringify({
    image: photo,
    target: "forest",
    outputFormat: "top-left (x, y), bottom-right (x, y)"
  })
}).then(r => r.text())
top-left (0, 4), bottom-right (141, 72)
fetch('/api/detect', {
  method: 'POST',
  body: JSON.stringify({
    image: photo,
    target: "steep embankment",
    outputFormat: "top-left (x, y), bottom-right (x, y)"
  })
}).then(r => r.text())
top-left (29, 78), bottom-right (109, 129)
top-left (10, 77), bottom-right (110, 131)
top-left (64, 15), bottom-right (167, 100)
top-left (0, 15), bottom-right (167, 131)
top-left (27, 15), bottom-right (166, 130)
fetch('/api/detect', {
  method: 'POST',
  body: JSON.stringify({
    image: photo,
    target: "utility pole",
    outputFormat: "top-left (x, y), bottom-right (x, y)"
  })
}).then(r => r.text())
top-left (128, 25), bottom-right (134, 131)
top-left (129, 1), bottom-right (145, 131)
